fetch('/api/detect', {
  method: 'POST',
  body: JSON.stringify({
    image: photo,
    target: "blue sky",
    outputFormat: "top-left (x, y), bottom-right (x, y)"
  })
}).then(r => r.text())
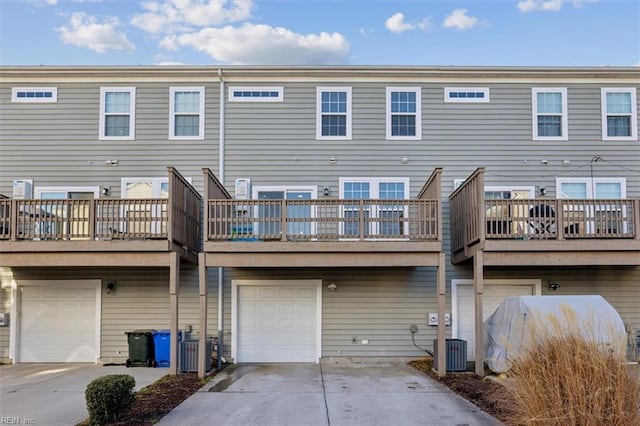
top-left (1, 0), bottom-right (638, 66)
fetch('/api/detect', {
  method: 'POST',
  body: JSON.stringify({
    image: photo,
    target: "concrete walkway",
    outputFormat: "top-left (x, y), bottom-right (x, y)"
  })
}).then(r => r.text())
top-left (159, 363), bottom-right (500, 426)
top-left (0, 363), bottom-right (166, 425)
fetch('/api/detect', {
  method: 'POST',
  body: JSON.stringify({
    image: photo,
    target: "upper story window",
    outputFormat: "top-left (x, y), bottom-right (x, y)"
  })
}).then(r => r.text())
top-left (170, 87), bottom-right (205, 140)
top-left (316, 87), bottom-right (352, 140)
top-left (229, 86), bottom-right (283, 102)
top-left (386, 87), bottom-right (421, 140)
top-left (12, 87), bottom-right (58, 103)
top-left (444, 87), bottom-right (490, 103)
top-left (532, 88), bottom-right (568, 141)
top-left (601, 88), bottom-right (637, 140)
top-left (99, 87), bottom-right (135, 140)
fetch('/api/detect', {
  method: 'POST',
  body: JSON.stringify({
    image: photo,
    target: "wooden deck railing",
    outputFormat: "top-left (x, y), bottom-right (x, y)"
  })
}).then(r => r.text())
top-left (485, 198), bottom-right (638, 240)
top-left (0, 168), bottom-right (202, 254)
top-left (449, 168), bottom-right (485, 254)
top-left (205, 199), bottom-right (440, 241)
top-left (449, 167), bottom-right (640, 255)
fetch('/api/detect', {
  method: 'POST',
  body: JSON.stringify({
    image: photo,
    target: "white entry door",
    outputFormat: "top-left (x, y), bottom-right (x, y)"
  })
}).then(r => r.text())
top-left (453, 279), bottom-right (541, 361)
top-left (18, 281), bottom-right (99, 362)
top-left (233, 280), bottom-right (321, 363)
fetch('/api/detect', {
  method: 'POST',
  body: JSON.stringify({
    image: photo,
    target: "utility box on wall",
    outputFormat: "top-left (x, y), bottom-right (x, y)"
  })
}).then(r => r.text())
top-left (0, 313), bottom-right (9, 327)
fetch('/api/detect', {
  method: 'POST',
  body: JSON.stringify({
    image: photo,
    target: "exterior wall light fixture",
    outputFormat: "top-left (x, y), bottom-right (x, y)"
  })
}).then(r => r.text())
top-left (327, 283), bottom-right (338, 291)
top-left (106, 281), bottom-right (116, 294)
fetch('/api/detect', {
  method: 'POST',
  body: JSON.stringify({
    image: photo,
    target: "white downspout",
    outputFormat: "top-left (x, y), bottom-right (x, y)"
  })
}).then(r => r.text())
top-left (217, 68), bottom-right (225, 370)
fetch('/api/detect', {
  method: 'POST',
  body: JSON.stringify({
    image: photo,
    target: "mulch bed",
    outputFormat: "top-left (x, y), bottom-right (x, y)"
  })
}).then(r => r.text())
top-left (83, 373), bottom-right (210, 426)
top-left (408, 357), bottom-right (513, 423)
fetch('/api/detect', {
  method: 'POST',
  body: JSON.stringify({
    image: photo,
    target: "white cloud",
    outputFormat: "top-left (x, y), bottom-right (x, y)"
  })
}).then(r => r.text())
top-left (164, 23), bottom-right (350, 65)
top-left (131, 0), bottom-right (253, 34)
top-left (442, 8), bottom-right (480, 30)
top-left (517, 0), bottom-right (598, 12)
top-left (57, 12), bottom-right (135, 53)
top-left (45, 0), bottom-right (58, 5)
top-left (385, 12), bottom-right (415, 33)
top-left (417, 18), bottom-right (433, 31)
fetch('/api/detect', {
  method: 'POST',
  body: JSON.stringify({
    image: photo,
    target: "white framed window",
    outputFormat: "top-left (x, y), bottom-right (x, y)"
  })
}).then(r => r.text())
top-left (532, 88), bottom-right (568, 141)
top-left (556, 177), bottom-right (626, 200)
top-left (229, 86), bottom-right (284, 102)
top-left (444, 87), bottom-right (490, 103)
top-left (557, 177), bottom-right (627, 236)
top-left (99, 87), bottom-right (135, 140)
top-left (170, 87), bottom-right (205, 140)
top-left (339, 177), bottom-right (410, 237)
top-left (252, 186), bottom-right (318, 237)
top-left (386, 87), bottom-right (421, 140)
top-left (316, 87), bottom-right (352, 140)
top-left (601, 88), bottom-right (637, 141)
top-left (33, 186), bottom-right (99, 239)
top-left (121, 177), bottom-right (169, 199)
top-left (12, 87), bottom-right (58, 103)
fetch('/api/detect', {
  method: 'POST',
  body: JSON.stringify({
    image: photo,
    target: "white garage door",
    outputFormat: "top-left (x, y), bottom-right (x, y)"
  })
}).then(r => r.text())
top-left (235, 282), bottom-right (319, 363)
top-left (455, 280), bottom-right (539, 361)
top-left (19, 283), bottom-right (98, 362)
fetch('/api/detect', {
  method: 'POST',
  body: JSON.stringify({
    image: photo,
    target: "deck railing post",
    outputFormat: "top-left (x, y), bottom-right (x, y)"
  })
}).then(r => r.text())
top-left (10, 199), bottom-right (18, 241)
top-left (556, 199), bottom-right (564, 240)
top-left (634, 199), bottom-right (640, 240)
top-left (89, 200), bottom-right (96, 240)
top-left (359, 200), bottom-right (365, 240)
top-left (281, 199), bottom-right (287, 241)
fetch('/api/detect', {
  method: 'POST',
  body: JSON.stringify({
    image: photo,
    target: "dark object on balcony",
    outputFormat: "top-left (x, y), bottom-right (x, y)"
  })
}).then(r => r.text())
top-left (529, 204), bottom-right (556, 236)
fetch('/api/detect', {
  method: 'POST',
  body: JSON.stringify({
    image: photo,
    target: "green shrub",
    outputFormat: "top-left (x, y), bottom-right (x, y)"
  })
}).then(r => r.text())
top-left (85, 374), bottom-right (136, 425)
top-left (505, 309), bottom-right (640, 426)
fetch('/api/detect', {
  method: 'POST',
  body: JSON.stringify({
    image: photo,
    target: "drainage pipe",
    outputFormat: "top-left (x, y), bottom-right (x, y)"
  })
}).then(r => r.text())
top-left (217, 68), bottom-right (225, 371)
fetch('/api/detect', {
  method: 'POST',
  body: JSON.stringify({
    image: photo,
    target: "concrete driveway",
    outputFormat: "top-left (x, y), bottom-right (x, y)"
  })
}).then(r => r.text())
top-left (0, 363), bottom-right (166, 425)
top-left (159, 362), bottom-right (500, 426)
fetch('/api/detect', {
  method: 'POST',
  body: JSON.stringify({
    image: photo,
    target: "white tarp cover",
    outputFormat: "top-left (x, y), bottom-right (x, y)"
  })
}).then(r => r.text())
top-left (484, 295), bottom-right (626, 373)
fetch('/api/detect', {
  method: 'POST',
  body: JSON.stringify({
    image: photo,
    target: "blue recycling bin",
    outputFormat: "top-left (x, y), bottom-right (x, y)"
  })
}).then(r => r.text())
top-left (152, 330), bottom-right (182, 368)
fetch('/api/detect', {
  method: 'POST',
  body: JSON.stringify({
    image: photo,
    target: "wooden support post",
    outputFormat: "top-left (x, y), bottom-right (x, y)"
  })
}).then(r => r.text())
top-left (436, 252), bottom-right (446, 377)
top-left (474, 251), bottom-right (484, 376)
top-left (169, 252), bottom-right (180, 375)
top-left (198, 253), bottom-right (208, 378)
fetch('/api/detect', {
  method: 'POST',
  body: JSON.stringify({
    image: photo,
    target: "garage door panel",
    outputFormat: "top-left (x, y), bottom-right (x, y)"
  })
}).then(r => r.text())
top-left (237, 283), bottom-right (318, 363)
top-left (20, 285), bottom-right (97, 363)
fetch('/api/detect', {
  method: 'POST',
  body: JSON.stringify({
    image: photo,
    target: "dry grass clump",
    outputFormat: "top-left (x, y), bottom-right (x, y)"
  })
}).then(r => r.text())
top-left (504, 308), bottom-right (640, 426)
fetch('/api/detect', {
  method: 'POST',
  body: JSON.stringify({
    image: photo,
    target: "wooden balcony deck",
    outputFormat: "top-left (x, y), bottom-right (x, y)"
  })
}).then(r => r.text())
top-left (0, 167), bottom-right (202, 267)
top-left (201, 168), bottom-right (443, 267)
top-left (449, 168), bottom-right (640, 266)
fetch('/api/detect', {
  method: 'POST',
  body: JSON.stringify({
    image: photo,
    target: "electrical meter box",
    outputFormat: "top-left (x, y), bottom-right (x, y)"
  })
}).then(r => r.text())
top-left (0, 313), bottom-right (9, 327)
top-left (12, 179), bottom-right (33, 199)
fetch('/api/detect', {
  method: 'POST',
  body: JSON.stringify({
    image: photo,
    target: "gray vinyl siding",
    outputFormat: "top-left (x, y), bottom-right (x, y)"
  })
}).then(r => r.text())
top-left (1, 67), bottom-right (638, 363)
top-left (0, 82), bottom-right (220, 196)
top-left (0, 267), bottom-right (223, 363)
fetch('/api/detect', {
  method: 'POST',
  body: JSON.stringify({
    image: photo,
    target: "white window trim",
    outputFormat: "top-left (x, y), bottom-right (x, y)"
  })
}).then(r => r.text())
top-left (121, 177), bottom-right (169, 198)
top-left (556, 177), bottom-right (626, 199)
top-left (532, 87), bottom-right (568, 141)
top-left (99, 87), bottom-right (136, 141)
top-left (11, 87), bottom-right (58, 103)
top-left (35, 186), bottom-right (99, 199)
top-left (229, 86), bottom-right (284, 102)
top-left (485, 185), bottom-right (536, 198)
top-left (601, 87), bottom-right (638, 141)
top-left (339, 177), bottom-right (410, 199)
top-left (386, 87), bottom-right (422, 140)
top-left (316, 87), bottom-right (352, 140)
top-left (231, 279), bottom-right (322, 364)
top-left (169, 86), bottom-right (205, 141)
top-left (444, 87), bottom-right (490, 103)
top-left (252, 185), bottom-right (318, 200)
